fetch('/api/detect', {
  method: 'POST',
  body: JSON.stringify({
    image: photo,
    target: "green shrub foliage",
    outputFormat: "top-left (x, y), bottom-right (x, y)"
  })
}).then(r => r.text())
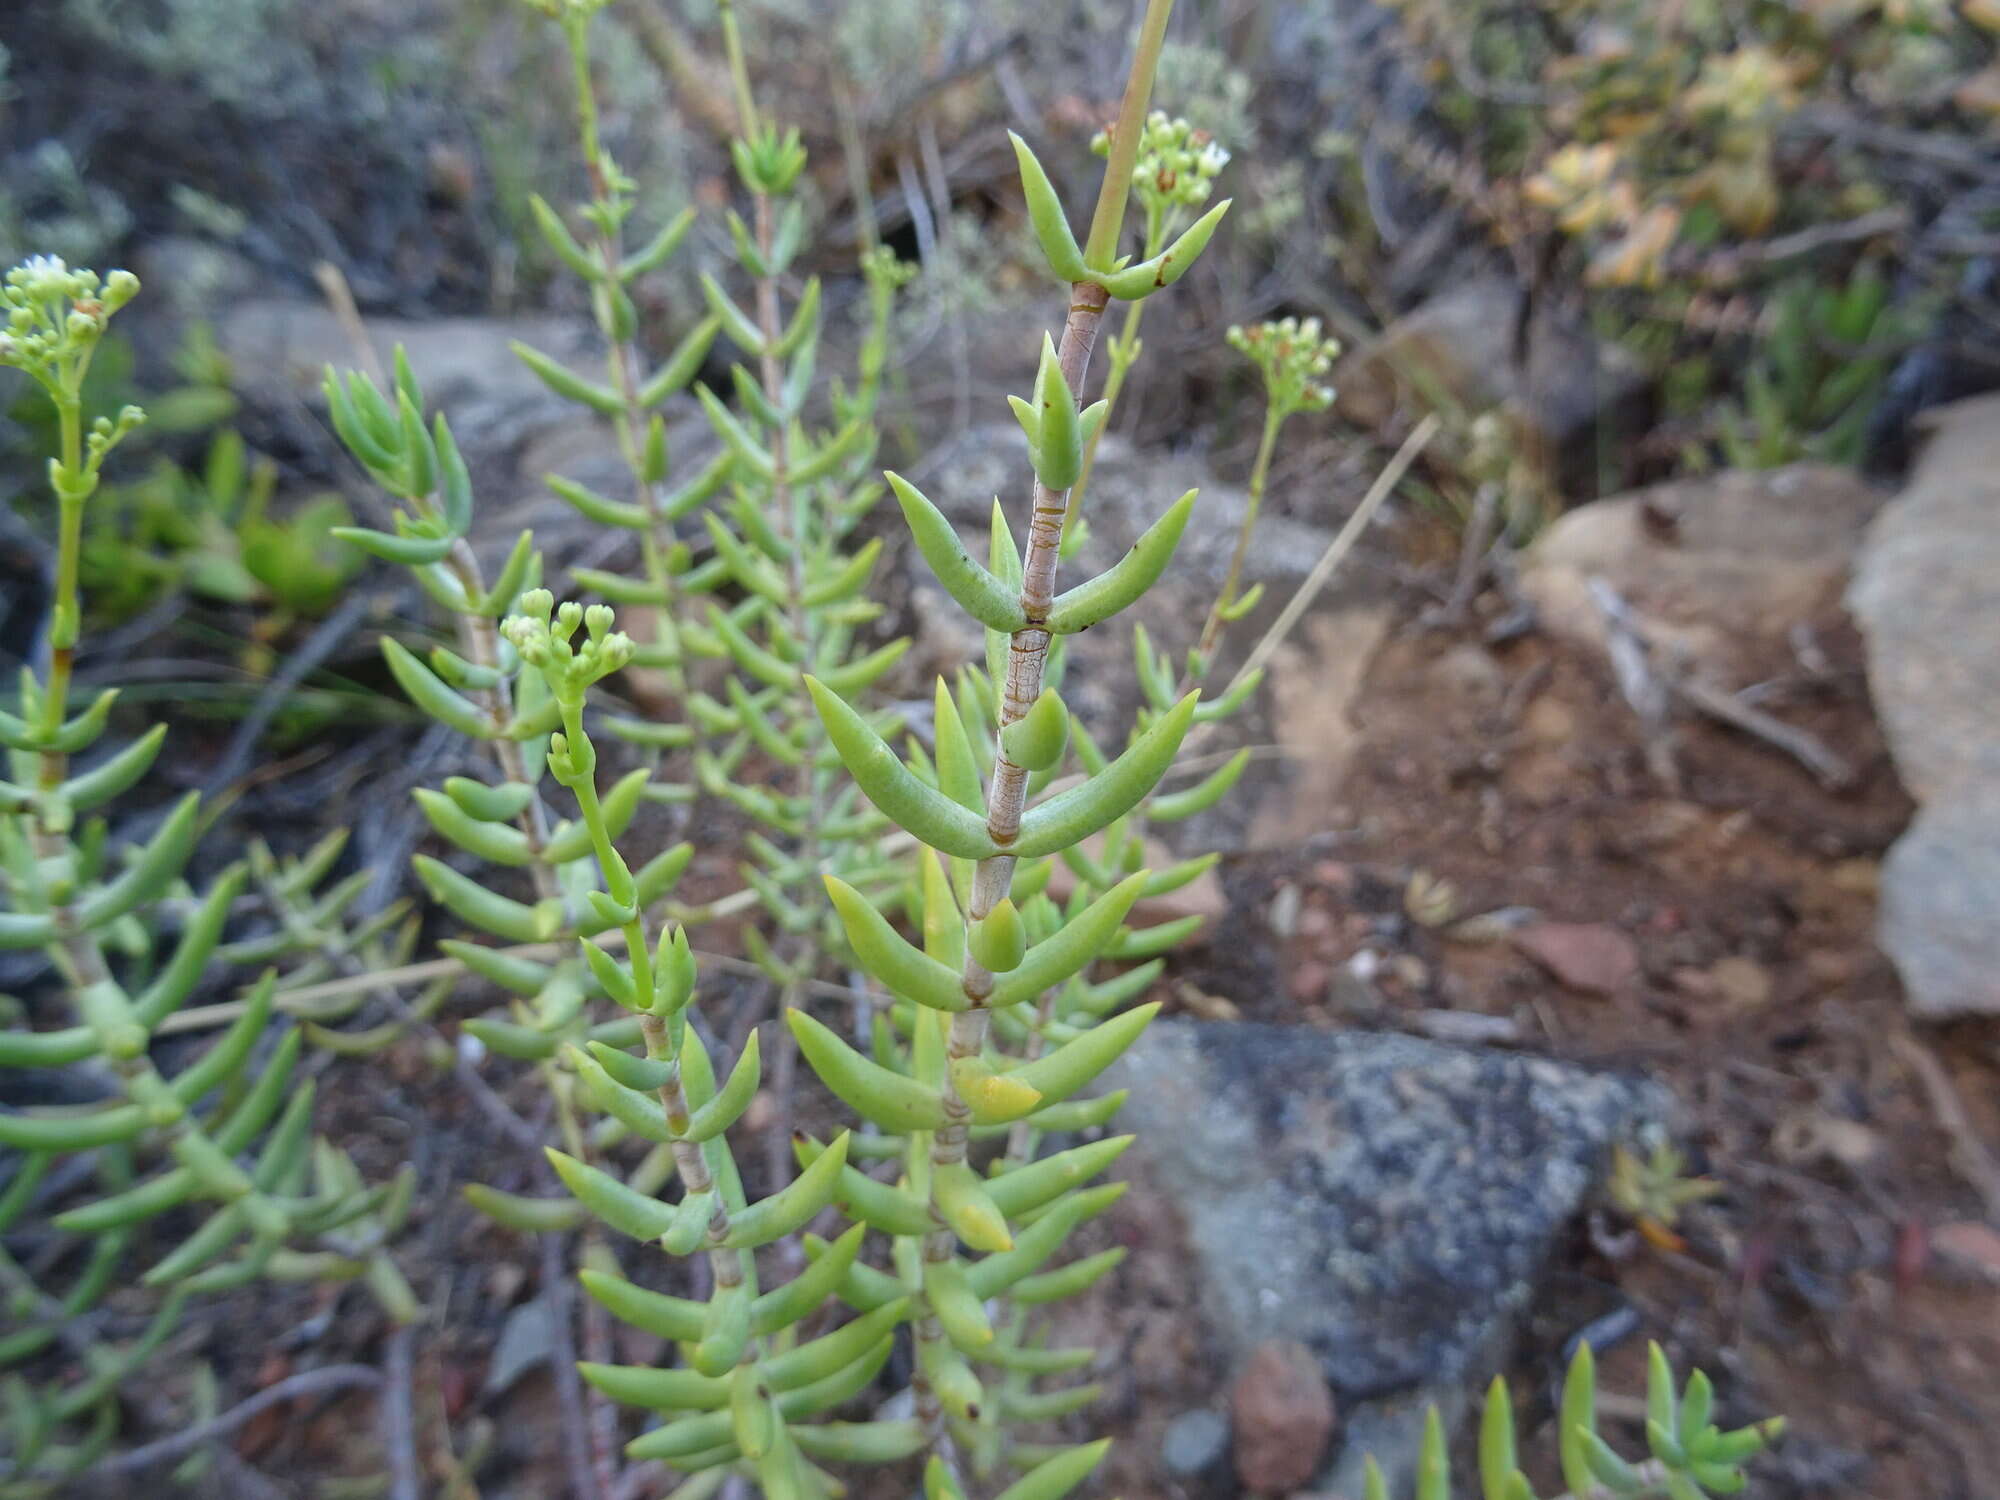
top-left (1, 0), bottom-right (1788, 1491)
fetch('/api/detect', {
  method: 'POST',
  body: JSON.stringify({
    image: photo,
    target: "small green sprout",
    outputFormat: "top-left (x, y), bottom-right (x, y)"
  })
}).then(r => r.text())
top-left (1609, 1141), bottom-right (1725, 1253)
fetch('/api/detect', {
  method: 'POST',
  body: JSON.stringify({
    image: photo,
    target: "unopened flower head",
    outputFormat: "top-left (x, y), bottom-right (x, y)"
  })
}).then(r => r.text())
top-left (505, 595), bottom-right (632, 694)
top-left (1227, 315), bottom-right (1340, 415)
top-left (1094, 111), bottom-right (1231, 218)
top-left (1, 257), bottom-right (137, 378)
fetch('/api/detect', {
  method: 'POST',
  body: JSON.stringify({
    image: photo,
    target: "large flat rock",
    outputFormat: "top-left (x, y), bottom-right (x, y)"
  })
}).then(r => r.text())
top-left (1849, 394), bottom-right (2000, 1017)
top-left (1106, 1020), bottom-right (1670, 1495)
top-left (1521, 462), bottom-right (1881, 683)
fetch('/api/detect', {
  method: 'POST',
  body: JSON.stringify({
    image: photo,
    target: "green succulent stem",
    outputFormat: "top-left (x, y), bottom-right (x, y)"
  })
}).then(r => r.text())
top-left (1061, 198), bottom-right (1167, 536)
top-left (716, 0), bottom-right (761, 140)
top-left (638, 1014), bottom-right (744, 1285)
top-left (445, 541), bottom-right (560, 902)
top-left (555, 12), bottom-right (690, 691)
top-left (34, 379), bottom-right (108, 853)
top-left (905, 15), bottom-right (1183, 1467)
top-left (1198, 400), bottom-right (1284, 659)
top-left (554, 703), bottom-right (742, 1286)
top-left (1082, 0), bottom-right (1177, 269)
top-left (562, 12), bottom-right (604, 179)
top-left (40, 391), bottom-right (85, 750)
top-left (927, 270), bottom-right (1112, 1187)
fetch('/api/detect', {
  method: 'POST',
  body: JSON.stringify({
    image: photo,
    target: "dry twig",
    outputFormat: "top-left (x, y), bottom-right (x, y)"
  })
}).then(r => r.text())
top-left (1890, 1031), bottom-right (2000, 1221)
top-left (1588, 577), bottom-right (1856, 790)
top-left (85, 1365), bottom-right (382, 1478)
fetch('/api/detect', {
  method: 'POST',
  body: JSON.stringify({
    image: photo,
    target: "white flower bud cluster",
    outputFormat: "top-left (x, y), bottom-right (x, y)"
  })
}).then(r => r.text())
top-left (1227, 315), bottom-right (1340, 415)
top-left (503, 590), bottom-right (634, 694)
top-left (1, 257), bottom-right (140, 380)
top-left (1093, 111), bottom-right (1231, 217)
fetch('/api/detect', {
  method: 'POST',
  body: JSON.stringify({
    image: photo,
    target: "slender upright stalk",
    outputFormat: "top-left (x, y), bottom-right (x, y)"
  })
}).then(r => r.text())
top-left (559, 14), bottom-right (690, 686)
top-left (1197, 401), bottom-right (1282, 657)
top-left (1061, 198), bottom-right (1166, 533)
top-left (911, 9), bottom-right (1177, 1476)
top-left (1082, 0), bottom-right (1176, 270)
top-left (446, 541), bottom-right (561, 904)
top-left (38, 394), bottom-right (84, 749)
top-left (558, 693), bottom-right (746, 1294)
top-left (717, 0), bottom-right (761, 140)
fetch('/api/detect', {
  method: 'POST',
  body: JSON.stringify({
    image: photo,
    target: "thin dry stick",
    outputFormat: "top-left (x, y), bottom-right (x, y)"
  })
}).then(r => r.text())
top-left (1890, 1031), bottom-right (2000, 1221)
top-left (1673, 675), bottom-right (1855, 789)
top-left (540, 1231), bottom-right (610, 1500)
top-left (1589, 576), bottom-right (1856, 789)
top-left (1194, 414), bottom-right (1439, 753)
top-left (313, 261), bottom-right (385, 385)
top-left (1429, 478), bottom-right (1502, 627)
top-left (85, 1365), bottom-right (382, 1478)
top-left (381, 1322), bottom-right (422, 1500)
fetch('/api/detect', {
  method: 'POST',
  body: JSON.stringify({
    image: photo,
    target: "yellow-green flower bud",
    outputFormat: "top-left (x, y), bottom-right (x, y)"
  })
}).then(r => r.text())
top-left (104, 269), bottom-right (140, 312)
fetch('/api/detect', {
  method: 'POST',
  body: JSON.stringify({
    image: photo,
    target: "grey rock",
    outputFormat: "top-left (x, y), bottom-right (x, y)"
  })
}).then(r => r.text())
top-left (1877, 792), bottom-right (2000, 1019)
top-left (215, 298), bottom-right (609, 489)
top-left (1337, 275), bottom-right (1649, 494)
top-left (1106, 1020), bottom-right (1671, 1496)
top-left (1522, 463), bottom-right (1881, 683)
top-left (1849, 393), bottom-right (2000, 1016)
top-left (1161, 1408), bottom-right (1234, 1492)
top-left (484, 1291), bottom-right (558, 1395)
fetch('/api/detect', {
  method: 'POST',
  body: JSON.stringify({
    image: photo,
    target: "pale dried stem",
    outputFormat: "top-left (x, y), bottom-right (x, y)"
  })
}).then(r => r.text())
top-left (156, 931), bottom-right (877, 1035)
top-left (1186, 413), bottom-right (1439, 763)
top-left (84, 1364), bottom-right (382, 1479)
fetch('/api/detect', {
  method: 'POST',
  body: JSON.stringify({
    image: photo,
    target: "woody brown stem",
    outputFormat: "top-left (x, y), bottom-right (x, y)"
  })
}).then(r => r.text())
top-left (929, 277), bottom-right (1111, 1194)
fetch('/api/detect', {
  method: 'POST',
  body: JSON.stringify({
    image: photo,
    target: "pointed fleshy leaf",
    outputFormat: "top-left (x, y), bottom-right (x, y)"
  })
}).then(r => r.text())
top-left (381, 637), bottom-right (490, 737)
top-left (1027, 334), bottom-right (1083, 491)
top-left (721, 1132), bottom-right (850, 1249)
top-left (825, 876), bottom-right (968, 1011)
top-left (1045, 489), bottom-right (1198, 634)
top-left (1010, 694), bottom-right (1197, 858)
top-left (806, 678), bottom-right (998, 860)
top-left (985, 1003), bottom-right (1159, 1120)
top-left (933, 1160), bottom-right (1012, 1252)
top-left (788, 1009), bottom-right (950, 1132)
top-left (888, 474), bottom-right (1026, 632)
top-left (1008, 133), bottom-right (1088, 283)
top-left (1093, 199), bottom-right (1232, 300)
top-left (512, 341), bottom-right (624, 415)
top-left (986, 1137), bottom-right (1133, 1219)
top-left (991, 872), bottom-right (1147, 1006)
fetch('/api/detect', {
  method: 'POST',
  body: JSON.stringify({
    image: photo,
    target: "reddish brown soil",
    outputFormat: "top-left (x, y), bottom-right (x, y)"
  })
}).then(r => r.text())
top-left (107, 536), bottom-right (2000, 1500)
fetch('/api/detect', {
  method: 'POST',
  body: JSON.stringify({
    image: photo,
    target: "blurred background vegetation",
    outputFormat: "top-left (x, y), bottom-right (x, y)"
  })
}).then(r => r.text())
top-left (5, 0), bottom-right (1997, 563)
